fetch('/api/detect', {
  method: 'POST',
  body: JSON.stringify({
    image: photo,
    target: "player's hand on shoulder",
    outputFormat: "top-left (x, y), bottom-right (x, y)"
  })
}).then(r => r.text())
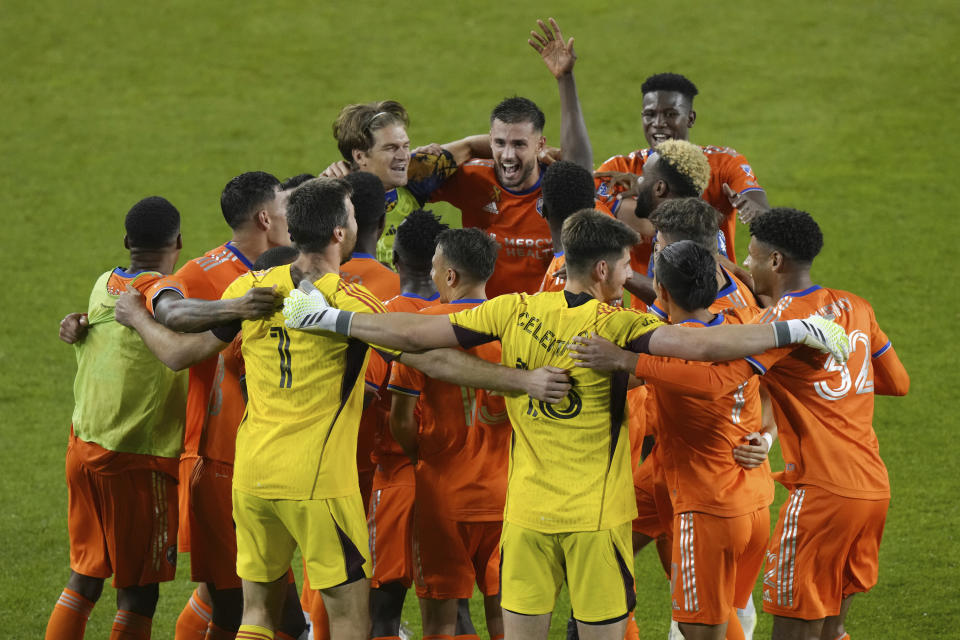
top-left (320, 160), bottom-right (352, 179)
top-left (283, 280), bottom-right (341, 333)
top-left (569, 333), bottom-right (632, 372)
top-left (235, 285), bottom-right (283, 319)
top-left (523, 366), bottom-right (572, 403)
top-left (723, 183), bottom-right (766, 224)
top-left (411, 143), bottom-right (444, 157)
top-left (594, 170), bottom-right (640, 197)
top-left (539, 146), bottom-right (562, 166)
top-left (59, 312), bottom-right (89, 344)
top-left (114, 285), bottom-right (149, 328)
top-left (529, 17), bottom-right (576, 79)
top-left (784, 315), bottom-right (851, 364)
top-left (733, 431), bottom-right (771, 469)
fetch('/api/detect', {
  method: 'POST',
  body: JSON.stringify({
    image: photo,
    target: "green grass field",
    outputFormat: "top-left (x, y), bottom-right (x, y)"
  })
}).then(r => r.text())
top-left (2, 1), bottom-right (957, 637)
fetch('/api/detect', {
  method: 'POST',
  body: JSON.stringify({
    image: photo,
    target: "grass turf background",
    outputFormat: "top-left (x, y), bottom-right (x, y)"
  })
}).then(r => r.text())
top-left (1, 0), bottom-right (957, 637)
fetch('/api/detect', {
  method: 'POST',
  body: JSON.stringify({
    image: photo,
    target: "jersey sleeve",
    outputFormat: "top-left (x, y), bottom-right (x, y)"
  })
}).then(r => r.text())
top-left (364, 349), bottom-right (389, 392)
top-left (594, 153), bottom-right (643, 214)
top-left (388, 357), bottom-right (426, 397)
top-left (447, 294), bottom-right (519, 348)
top-left (334, 280), bottom-right (402, 359)
top-left (405, 149), bottom-right (458, 205)
top-left (867, 308), bottom-right (909, 396)
top-left (634, 355), bottom-right (756, 399)
top-left (131, 273), bottom-right (186, 316)
top-left (599, 307), bottom-right (664, 350)
top-left (714, 149), bottom-right (763, 195)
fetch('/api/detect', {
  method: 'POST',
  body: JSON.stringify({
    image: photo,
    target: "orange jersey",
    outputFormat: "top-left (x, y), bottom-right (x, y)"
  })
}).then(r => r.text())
top-left (538, 252), bottom-right (566, 293)
top-left (648, 265), bottom-right (757, 321)
top-left (369, 292), bottom-right (441, 480)
top-left (431, 160), bottom-right (552, 297)
top-left (340, 253), bottom-right (402, 302)
top-left (647, 308), bottom-right (774, 517)
top-left (389, 300), bottom-right (510, 520)
top-left (169, 242), bottom-right (253, 463)
top-left (745, 286), bottom-right (909, 499)
top-left (595, 146), bottom-right (764, 259)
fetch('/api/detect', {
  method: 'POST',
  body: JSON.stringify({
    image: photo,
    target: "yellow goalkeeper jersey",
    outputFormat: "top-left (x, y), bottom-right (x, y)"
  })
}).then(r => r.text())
top-left (448, 290), bottom-right (663, 533)
top-left (222, 266), bottom-right (397, 500)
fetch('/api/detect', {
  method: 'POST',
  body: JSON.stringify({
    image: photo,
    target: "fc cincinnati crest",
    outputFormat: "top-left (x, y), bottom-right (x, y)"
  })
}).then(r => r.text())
top-left (597, 181), bottom-right (610, 197)
top-left (536, 197), bottom-right (544, 217)
top-left (740, 164), bottom-right (754, 177)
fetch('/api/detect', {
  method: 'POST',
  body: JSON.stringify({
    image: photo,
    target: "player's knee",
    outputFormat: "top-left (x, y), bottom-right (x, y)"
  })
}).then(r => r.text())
top-left (66, 571), bottom-right (105, 603)
top-left (116, 583), bottom-right (160, 617)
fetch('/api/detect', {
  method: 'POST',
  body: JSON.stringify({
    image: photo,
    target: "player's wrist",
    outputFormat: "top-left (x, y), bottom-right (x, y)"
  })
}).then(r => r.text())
top-left (761, 431), bottom-right (774, 451)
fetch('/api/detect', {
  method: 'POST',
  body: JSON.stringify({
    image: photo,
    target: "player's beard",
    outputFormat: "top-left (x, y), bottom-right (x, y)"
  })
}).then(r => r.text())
top-left (635, 186), bottom-right (657, 219)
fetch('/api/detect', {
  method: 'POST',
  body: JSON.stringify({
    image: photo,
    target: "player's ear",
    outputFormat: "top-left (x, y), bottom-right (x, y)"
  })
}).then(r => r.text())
top-left (352, 148), bottom-right (367, 168)
top-left (687, 109), bottom-right (697, 129)
top-left (175, 233), bottom-right (183, 250)
top-left (333, 225), bottom-right (345, 243)
top-left (656, 281), bottom-right (671, 305)
top-left (255, 209), bottom-right (270, 231)
top-left (593, 258), bottom-right (608, 283)
top-left (653, 179), bottom-right (669, 199)
top-left (771, 250), bottom-right (784, 272)
top-left (446, 267), bottom-right (457, 287)
top-left (123, 235), bottom-right (130, 250)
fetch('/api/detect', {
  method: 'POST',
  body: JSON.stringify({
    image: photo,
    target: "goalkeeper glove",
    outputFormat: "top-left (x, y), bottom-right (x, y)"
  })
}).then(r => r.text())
top-left (282, 280), bottom-right (354, 335)
top-left (772, 315), bottom-right (850, 363)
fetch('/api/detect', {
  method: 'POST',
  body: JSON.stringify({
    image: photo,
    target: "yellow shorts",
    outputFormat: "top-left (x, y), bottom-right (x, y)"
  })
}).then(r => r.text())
top-left (499, 521), bottom-right (635, 623)
top-left (232, 489), bottom-right (370, 588)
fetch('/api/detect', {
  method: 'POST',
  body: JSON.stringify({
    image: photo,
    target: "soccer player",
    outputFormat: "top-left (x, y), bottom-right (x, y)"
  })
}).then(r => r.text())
top-left (368, 209), bottom-right (446, 640)
top-left (537, 160), bottom-right (600, 293)
top-left (114, 177), bottom-right (571, 640)
top-left (593, 72), bottom-right (770, 260)
top-left (282, 210), bottom-right (849, 640)
top-left (339, 171), bottom-right (401, 301)
top-left (389, 228), bottom-right (508, 640)
top-left (428, 97), bottom-right (556, 297)
top-left (45, 197), bottom-right (187, 640)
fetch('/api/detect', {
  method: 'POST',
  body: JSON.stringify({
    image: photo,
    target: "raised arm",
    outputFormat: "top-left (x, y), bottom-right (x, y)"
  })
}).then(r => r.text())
top-left (529, 18), bottom-right (592, 171)
top-left (153, 288), bottom-right (281, 333)
top-left (115, 287), bottom-right (231, 370)
top-left (398, 349), bottom-right (570, 403)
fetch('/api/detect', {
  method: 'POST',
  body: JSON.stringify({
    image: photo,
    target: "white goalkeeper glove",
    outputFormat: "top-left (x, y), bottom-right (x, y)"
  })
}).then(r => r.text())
top-left (772, 314), bottom-right (850, 363)
top-left (282, 280), bottom-right (354, 335)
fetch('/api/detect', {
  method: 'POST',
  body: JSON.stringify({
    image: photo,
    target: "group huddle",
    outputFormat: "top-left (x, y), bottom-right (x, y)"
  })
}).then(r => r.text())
top-left (49, 17), bottom-right (909, 640)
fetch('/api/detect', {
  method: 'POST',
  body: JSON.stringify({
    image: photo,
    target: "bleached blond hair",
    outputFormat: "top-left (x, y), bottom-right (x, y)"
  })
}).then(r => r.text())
top-left (655, 139), bottom-right (710, 195)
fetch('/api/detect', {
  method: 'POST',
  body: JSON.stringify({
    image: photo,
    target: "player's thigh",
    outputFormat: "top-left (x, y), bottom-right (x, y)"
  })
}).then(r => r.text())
top-left (284, 493), bottom-right (371, 590)
top-left (413, 508), bottom-right (477, 600)
top-left (499, 521), bottom-right (565, 617)
top-left (734, 506), bottom-right (770, 608)
top-left (467, 520), bottom-right (503, 597)
top-left (842, 497), bottom-right (888, 596)
top-left (232, 488), bottom-right (298, 583)
top-left (103, 468), bottom-right (178, 588)
top-left (633, 457), bottom-right (668, 538)
top-left (367, 482), bottom-right (415, 588)
top-left (671, 512), bottom-right (738, 626)
top-left (189, 457), bottom-right (241, 589)
top-left (66, 445), bottom-right (111, 579)
top-left (564, 522), bottom-right (635, 624)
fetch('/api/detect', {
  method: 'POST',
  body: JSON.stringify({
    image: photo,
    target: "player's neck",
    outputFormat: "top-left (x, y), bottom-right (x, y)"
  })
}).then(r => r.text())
top-left (352, 232), bottom-right (378, 257)
top-left (548, 221), bottom-right (564, 249)
top-left (290, 250), bottom-right (341, 286)
top-left (772, 270), bottom-right (814, 301)
top-left (400, 272), bottom-right (437, 299)
top-left (564, 277), bottom-right (604, 302)
top-left (127, 249), bottom-right (174, 275)
top-left (448, 281), bottom-right (487, 302)
top-left (228, 228), bottom-right (269, 264)
top-left (673, 307), bottom-right (715, 325)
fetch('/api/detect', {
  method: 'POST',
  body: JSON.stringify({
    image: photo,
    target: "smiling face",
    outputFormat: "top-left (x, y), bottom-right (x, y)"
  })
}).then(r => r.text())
top-left (490, 118), bottom-right (544, 191)
top-left (354, 124), bottom-right (410, 190)
top-left (641, 90), bottom-right (696, 149)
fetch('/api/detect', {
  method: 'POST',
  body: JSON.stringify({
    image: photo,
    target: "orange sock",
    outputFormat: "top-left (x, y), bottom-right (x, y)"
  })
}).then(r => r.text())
top-left (454, 635), bottom-right (480, 640)
top-left (724, 607), bottom-right (745, 640)
top-left (423, 636), bottom-right (454, 640)
top-left (177, 589), bottom-right (213, 639)
top-left (275, 633), bottom-right (297, 640)
top-left (236, 625), bottom-right (274, 640)
top-left (371, 637), bottom-right (402, 640)
top-left (45, 588), bottom-right (95, 640)
top-left (835, 634), bottom-right (850, 640)
top-left (308, 591), bottom-right (330, 640)
top-left (205, 621), bottom-right (236, 640)
top-left (109, 610), bottom-right (152, 639)
top-left (491, 635), bottom-right (505, 640)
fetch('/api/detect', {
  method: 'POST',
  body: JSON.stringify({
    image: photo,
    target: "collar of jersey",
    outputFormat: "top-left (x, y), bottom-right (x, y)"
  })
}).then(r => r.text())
top-left (563, 290), bottom-right (594, 308)
top-left (499, 165), bottom-right (545, 196)
top-left (783, 284), bottom-right (822, 298)
top-left (113, 266), bottom-right (151, 278)
top-left (679, 313), bottom-right (724, 327)
top-left (351, 252), bottom-right (376, 260)
top-left (553, 250), bottom-right (565, 258)
top-left (225, 242), bottom-right (254, 269)
top-left (451, 297), bottom-right (485, 304)
top-left (716, 266), bottom-right (737, 298)
top-left (402, 292), bottom-right (440, 301)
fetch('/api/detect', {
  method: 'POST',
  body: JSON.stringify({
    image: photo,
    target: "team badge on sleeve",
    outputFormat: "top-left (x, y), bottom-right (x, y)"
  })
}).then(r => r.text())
top-left (740, 164), bottom-right (755, 177)
top-left (536, 197), bottom-right (544, 217)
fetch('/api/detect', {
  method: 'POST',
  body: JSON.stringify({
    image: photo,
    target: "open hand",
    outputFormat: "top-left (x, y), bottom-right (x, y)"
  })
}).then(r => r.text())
top-left (529, 18), bottom-right (576, 79)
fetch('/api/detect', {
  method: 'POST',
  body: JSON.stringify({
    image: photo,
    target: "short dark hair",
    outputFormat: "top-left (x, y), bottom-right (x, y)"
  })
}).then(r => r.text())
top-left (280, 173), bottom-right (315, 191)
top-left (654, 240), bottom-right (718, 312)
top-left (395, 208), bottom-right (448, 272)
top-left (750, 207), bottom-right (823, 264)
top-left (650, 198), bottom-right (721, 252)
top-left (333, 100), bottom-right (409, 163)
top-left (563, 210), bottom-right (640, 277)
top-left (125, 196), bottom-right (180, 249)
top-left (542, 161), bottom-right (596, 224)
top-left (490, 96), bottom-right (545, 132)
top-left (437, 228), bottom-right (499, 284)
top-left (343, 171), bottom-right (386, 233)
top-left (286, 178), bottom-right (353, 253)
top-left (220, 171), bottom-right (281, 229)
top-left (252, 246), bottom-right (299, 271)
top-left (641, 73), bottom-right (699, 103)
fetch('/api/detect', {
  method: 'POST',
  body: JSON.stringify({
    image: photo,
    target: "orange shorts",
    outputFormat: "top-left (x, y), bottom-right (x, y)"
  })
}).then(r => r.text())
top-left (762, 486), bottom-right (888, 620)
top-left (367, 483), bottom-right (415, 588)
top-left (632, 451), bottom-right (672, 538)
top-left (670, 508), bottom-right (769, 625)
top-left (178, 454), bottom-right (198, 553)
top-left (67, 444), bottom-right (178, 588)
top-left (413, 511), bottom-right (501, 599)
top-left (188, 457), bottom-right (241, 589)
